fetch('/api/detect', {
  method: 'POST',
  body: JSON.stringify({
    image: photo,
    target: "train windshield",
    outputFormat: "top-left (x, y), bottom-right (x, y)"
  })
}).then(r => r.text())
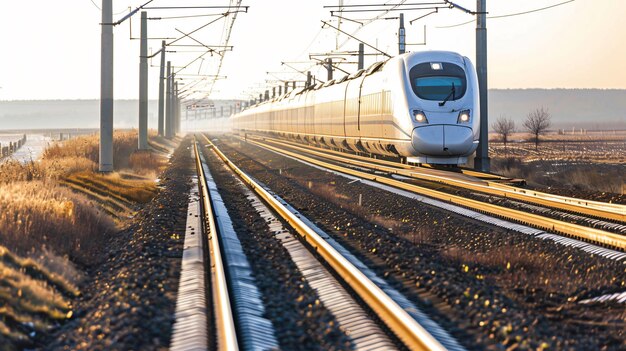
top-left (414, 76), bottom-right (464, 101)
top-left (409, 62), bottom-right (467, 101)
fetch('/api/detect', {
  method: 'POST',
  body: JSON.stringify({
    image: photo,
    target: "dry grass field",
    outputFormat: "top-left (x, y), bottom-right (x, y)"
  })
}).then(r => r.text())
top-left (489, 130), bottom-right (626, 199)
top-left (0, 130), bottom-right (168, 348)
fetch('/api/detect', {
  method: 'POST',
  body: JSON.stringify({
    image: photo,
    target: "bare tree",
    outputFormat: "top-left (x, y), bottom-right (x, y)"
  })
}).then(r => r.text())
top-left (492, 115), bottom-right (515, 149)
top-left (523, 107), bottom-right (551, 150)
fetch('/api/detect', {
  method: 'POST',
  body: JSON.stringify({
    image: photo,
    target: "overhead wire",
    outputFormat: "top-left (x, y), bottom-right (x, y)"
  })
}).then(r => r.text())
top-left (190, 0), bottom-right (244, 102)
top-left (184, 3), bottom-right (235, 100)
top-left (294, 27), bottom-right (325, 61)
top-left (88, 0), bottom-right (131, 15)
top-left (265, 26), bottom-right (326, 88)
top-left (337, 0), bottom-right (408, 50)
top-left (86, 0), bottom-right (245, 107)
top-left (436, 0), bottom-right (576, 28)
top-left (282, 0), bottom-right (400, 82)
top-left (151, 13), bottom-right (227, 20)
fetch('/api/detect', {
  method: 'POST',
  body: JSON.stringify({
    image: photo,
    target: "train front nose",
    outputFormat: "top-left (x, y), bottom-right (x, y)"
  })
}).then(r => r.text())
top-left (412, 125), bottom-right (474, 156)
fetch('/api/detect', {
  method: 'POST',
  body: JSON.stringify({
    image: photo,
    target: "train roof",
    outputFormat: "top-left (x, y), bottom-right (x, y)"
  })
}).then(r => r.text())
top-left (241, 50), bottom-right (467, 112)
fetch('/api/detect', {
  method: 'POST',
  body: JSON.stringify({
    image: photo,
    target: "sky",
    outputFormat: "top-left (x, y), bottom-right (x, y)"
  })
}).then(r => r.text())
top-left (0, 0), bottom-right (625, 101)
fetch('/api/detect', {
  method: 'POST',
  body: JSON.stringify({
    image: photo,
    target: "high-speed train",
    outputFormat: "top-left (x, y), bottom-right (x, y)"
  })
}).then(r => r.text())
top-left (232, 51), bottom-right (480, 165)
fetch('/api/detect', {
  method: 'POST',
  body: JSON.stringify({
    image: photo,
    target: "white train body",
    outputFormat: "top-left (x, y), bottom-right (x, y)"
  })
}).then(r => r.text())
top-left (232, 51), bottom-right (480, 164)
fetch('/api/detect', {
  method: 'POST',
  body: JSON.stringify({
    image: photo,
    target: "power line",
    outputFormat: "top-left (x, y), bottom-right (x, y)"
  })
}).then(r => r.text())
top-left (89, 0), bottom-right (100, 10)
top-left (191, 0), bottom-right (245, 101)
top-left (294, 27), bottom-right (325, 60)
top-left (150, 13), bottom-right (230, 20)
top-left (437, 0), bottom-right (575, 29)
top-left (323, 20), bottom-right (391, 57)
top-left (144, 6), bottom-right (249, 10)
top-left (337, 0), bottom-right (408, 50)
top-left (325, 2), bottom-right (445, 8)
top-left (332, 6), bottom-right (445, 13)
top-left (490, 0), bottom-right (575, 19)
top-left (88, 0), bottom-right (129, 15)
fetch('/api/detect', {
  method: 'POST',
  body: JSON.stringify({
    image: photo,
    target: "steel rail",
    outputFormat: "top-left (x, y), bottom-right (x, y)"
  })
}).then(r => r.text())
top-left (265, 137), bottom-right (626, 217)
top-left (238, 133), bottom-right (509, 180)
top-left (255, 135), bottom-right (622, 214)
top-left (200, 134), bottom-right (446, 351)
top-left (248, 135), bottom-right (496, 182)
top-left (193, 141), bottom-right (239, 351)
top-left (455, 167), bottom-right (510, 180)
top-left (252, 136), bottom-right (625, 222)
top-left (241, 137), bottom-right (626, 251)
top-left (279, 140), bottom-right (620, 215)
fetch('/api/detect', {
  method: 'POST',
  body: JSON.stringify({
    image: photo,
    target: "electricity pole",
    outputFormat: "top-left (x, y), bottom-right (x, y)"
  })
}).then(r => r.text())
top-left (157, 41), bottom-right (166, 136)
top-left (100, 0), bottom-right (114, 172)
top-left (474, 0), bottom-right (490, 172)
top-left (165, 61), bottom-right (173, 138)
top-left (358, 43), bottom-right (364, 70)
top-left (138, 11), bottom-right (148, 150)
top-left (175, 82), bottom-right (180, 134)
top-left (399, 13), bottom-right (406, 55)
top-left (326, 58), bottom-right (333, 81)
top-left (170, 73), bottom-right (176, 136)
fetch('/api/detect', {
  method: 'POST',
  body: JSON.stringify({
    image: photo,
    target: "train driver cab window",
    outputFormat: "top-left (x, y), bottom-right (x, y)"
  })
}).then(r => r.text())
top-left (414, 76), bottom-right (464, 101)
top-left (409, 62), bottom-right (467, 102)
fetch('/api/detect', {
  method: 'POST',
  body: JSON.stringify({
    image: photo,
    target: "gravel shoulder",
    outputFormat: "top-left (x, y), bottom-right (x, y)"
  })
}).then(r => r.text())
top-left (45, 138), bottom-right (194, 350)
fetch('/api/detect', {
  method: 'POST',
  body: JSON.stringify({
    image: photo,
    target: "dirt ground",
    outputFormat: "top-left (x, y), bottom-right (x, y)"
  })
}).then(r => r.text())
top-left (489, 131), bottom-right (626, 202)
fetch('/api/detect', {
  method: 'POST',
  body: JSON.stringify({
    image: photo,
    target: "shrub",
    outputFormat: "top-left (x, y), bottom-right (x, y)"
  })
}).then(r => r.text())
top-left (129, 150), bottom-right (166, 176)
top-left (0, 181), bottom-right (114, 265)
top-left (42, 131), bottom-right (139, 171)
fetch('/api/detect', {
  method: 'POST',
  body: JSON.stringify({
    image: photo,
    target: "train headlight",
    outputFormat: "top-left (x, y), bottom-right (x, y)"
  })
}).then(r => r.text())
top-left (457, 110), bottom-right (471, 123)
top-left (413, 110), bottom-right (428, 123)
top-left (430, 62), bottom-right (443, 70)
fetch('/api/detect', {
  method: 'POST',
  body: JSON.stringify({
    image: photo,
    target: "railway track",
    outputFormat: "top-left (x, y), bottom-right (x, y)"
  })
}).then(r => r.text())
top-left (248, 136), bottom-right (626, 238)
top-left (239, 135), bottom-right (626, 251)
top-left (248, 135), bottom-right (625, 222)
top-left (204, 134), bottom-right (626, 348)
top-left (179, 136), bottom-right (470, 350)
top-left (170, 142), bottom-right (239, 350)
